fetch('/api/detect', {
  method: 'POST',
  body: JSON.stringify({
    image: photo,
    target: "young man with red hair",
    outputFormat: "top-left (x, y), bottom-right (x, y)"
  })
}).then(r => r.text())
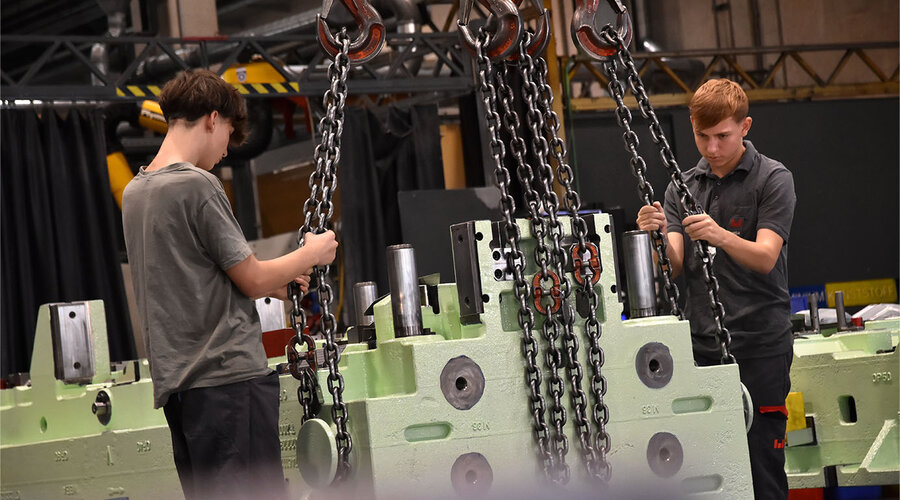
top-left (637, 78), bottom-right (796, 499)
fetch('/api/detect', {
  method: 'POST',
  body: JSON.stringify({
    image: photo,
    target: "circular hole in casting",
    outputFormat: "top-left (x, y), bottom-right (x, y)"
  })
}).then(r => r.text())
top-left (610, 284), bottom-right (617, 294)
top-left (604, 225), bottom-right (611, 233)
top-left (649, 359), bottom-right (660, 372)
top-left (73, 362), bottom-right (81, 369)
top-left (482, 294), bottom-right (489, 303)
top-left (492, 250), bottom-right (501, 260)
top-left (466, 470), bottom-right (477, 484)
top-left (264, 297), bottom-right (271, 304)
top-left (456, 377), bottom-right (468, 391)
top-left (69, 311), bottom-right (76, 318)
top-left (475, 232), bottom-right (484, 241)
top-left (494, 269), bottom-right (503, 279)
top-left (40, 417), bottom-right (47, 433)
top-left (660, 447), bottom-right (671, 462)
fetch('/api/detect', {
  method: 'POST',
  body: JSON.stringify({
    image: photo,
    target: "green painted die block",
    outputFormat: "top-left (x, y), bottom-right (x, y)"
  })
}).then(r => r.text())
top-left (786, 320), bottom-right (900, 488)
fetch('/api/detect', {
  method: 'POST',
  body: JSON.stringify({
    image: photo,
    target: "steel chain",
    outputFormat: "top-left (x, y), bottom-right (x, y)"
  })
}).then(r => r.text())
top-left (529, 43), bottom-right (612, 482)
top-left (286, 29), bottom-right (355, 482)
top-left (515, 34), bottom-right (604, 481)
top-left (495, 56), bottom-right (571, 484)
top-left (600, 27), bottom-right (736, 365)
top-left (599, 55), bottom-right (683, 319)
top-left (474, 29), bottom-right (556, 482)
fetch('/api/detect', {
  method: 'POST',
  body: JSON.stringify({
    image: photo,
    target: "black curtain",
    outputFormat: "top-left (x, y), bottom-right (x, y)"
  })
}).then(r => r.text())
top-left (340, 104), bottom-right (444, 297)
top-left (1, 107), bottom-right (136, 378)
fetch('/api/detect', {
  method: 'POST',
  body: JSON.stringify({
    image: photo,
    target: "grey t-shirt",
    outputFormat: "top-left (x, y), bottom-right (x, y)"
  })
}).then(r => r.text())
top-left (664, 141), bottom-right (796, 360)
top-left (122, 162), bottom-right (270, 408)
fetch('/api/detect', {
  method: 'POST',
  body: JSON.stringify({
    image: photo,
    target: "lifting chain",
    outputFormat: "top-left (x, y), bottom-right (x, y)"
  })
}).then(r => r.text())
top-left (520, 34), bottom-right (613, 481)
top-left (598, 55), bottom-right (682, 320)
top-left (599, 27), bottom-right (736, 365)
top-left (286, 29), bottom-right (354, 482)
top-left (473, 29), bottom-right (556, 482)
top-left (514, 33), bottom-right (610, 482)
top-left (495, 57), bottom-right (570, 484)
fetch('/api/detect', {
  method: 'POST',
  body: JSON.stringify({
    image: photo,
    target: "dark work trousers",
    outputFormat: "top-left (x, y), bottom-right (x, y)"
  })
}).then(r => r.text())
top-left (163, 371), bottom-right (286, 500)
top-left (696, 351), bottom-right (792, 500)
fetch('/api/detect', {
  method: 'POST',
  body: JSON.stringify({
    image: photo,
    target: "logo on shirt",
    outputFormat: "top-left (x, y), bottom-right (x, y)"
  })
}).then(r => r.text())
top-left (729, 216), bottom-right (744, 229)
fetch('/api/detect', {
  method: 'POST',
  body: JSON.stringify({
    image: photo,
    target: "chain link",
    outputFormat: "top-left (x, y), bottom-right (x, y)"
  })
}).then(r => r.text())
top-left (495, 59), bottom-right (571, 483)
top-left (600, 27), bottom-right (735, 365)
top-left (474, 29), bottom-right (556, 482)
top-left (515, 34), bottom-right (608, 482)
top-left (599, 55), bottom-right (683, 320)
top-left (286, 29), bottom-right (355, 483)
top-left (524, 40), bottom-right (613, 482)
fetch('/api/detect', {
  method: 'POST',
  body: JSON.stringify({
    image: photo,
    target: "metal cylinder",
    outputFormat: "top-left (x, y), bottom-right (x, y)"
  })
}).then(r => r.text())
top-left (387, 244), bottom-right (423, 337)
top-left (808, 294), bottom-right (820, 333)
top-left (623, 230), bottom-right (657, 318)
top-left (353, 282), bottom-right (378, 327)
top-left (835, 290), bottom-right (849, 332)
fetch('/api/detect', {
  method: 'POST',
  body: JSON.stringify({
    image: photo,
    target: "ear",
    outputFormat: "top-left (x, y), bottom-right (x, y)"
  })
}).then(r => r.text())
top-left (741, 116), bottom-right (752, 136)
top-left (206, 110), bottom-right (220, 132)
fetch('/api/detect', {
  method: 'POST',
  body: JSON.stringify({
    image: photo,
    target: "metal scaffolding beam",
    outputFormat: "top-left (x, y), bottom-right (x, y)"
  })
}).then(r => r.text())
top-left (0, 33), bottom-right (473, 101)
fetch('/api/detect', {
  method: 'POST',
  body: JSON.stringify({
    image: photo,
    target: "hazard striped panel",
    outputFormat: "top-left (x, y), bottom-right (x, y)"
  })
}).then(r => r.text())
top-left (116, 82), bottom-right (302, 97)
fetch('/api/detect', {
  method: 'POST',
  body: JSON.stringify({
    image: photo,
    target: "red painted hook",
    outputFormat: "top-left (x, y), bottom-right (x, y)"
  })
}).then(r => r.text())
top-left (458, 0), bottom-right (523, 62)
top-left (571, 0), bottom-right (633, 60)
top-left (317, 0), bottom-right (386, 64)
top-left (505, 0), bottom-right (550, 61)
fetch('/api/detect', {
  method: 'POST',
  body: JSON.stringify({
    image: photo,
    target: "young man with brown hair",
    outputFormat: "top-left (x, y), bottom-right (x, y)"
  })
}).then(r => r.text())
top-left (637, 78), bottom-right (796, 499)
top-left (122, 69), bottom-right (338, 499)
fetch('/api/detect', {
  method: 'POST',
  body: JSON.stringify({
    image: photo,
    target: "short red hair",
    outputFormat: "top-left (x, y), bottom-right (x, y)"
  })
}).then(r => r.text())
top-left (689, 79), bottom-right (748, 130)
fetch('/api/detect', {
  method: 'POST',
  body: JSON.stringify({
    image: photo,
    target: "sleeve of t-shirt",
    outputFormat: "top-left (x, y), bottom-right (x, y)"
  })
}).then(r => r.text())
top-left (757, 166), bottom-right (796, 243)
top-left (663, 182), bottom-right (684, 235)
top-left (195, 190), bottom-right (253, 270)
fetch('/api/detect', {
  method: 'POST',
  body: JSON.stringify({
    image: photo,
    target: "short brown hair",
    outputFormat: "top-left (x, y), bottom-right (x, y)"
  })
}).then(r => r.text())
top-left (158, 69), bottom-right (248, 146)
top-left (689, 79), bottom-right (748, 130)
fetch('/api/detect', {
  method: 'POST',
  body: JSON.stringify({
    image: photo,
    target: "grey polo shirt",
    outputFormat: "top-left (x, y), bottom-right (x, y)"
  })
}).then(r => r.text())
top-left (664, 140), bottom-right (796, 360)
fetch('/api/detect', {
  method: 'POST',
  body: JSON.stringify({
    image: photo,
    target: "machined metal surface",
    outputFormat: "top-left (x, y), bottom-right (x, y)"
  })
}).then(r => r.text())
top-left (634, 342), bottom-right (673, 389)
top-left (255, 296), bottom-right (285, 332)
top-left (646, 431), bottom-right (684, 478)
top-left (386, 244), bottom-right (424, 337)
top-left (451, 222), bottom-right (484, 323)
top-left (48, 302), bottom-right (95, 384)
top-left (439, 356), bottom-right (486, 411)
top-left (353, 282), bottom-right (378, 326)
top-left (623, 230), bottom-right (657, 318)
top-left (450, 452), bottom-right (493, 495)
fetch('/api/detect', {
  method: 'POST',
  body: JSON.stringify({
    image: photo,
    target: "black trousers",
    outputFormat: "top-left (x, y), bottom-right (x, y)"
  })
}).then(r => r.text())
top-left (697, 351), bottom-right (793, 500)
top-left (163, 372), bottom-right (286, 500)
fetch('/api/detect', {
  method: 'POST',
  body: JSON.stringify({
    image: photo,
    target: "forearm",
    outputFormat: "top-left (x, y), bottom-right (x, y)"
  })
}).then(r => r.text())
top-left (228, 247), bottom-right (317, 298)
top-left (717, 231), bottom-right (779, 274)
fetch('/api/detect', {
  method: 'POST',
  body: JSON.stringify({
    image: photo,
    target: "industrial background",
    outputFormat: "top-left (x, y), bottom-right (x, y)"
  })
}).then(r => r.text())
top-left (1, 0), bottom-right (897, 498)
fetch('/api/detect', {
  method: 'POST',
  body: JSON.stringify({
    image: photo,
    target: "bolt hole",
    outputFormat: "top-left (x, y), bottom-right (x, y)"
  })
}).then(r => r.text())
top-left (610, 284), bottom-right (617, 294)
top-left (475, 232), bottom-right (484, 241)
top-left (264, 297), bottom-right (271, 304)
top-left (73, 362), bottom-right (81, 369)
top-left (458, 234), bottom-right (464, 242)
top-left (465, 470), bottom-right (477, 484)
top-left (68, 311), bottom-right (76, 318)
top-left (649, 359), bottom-right (660, 372)
top-left (604, 225), bottom-right (611, 233)
top-left (482, 294), bottom-right (489, 303)
top-left (456, 377), bottom-right (468, 391)
top-left (660, 447), bottom-right (671, 462)
top-left (492, 250), bottom-right (501, 260)
top-left (494, 269), bottom-right (503, 279)
top-left (464, 297), bottom-right (470, 306)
